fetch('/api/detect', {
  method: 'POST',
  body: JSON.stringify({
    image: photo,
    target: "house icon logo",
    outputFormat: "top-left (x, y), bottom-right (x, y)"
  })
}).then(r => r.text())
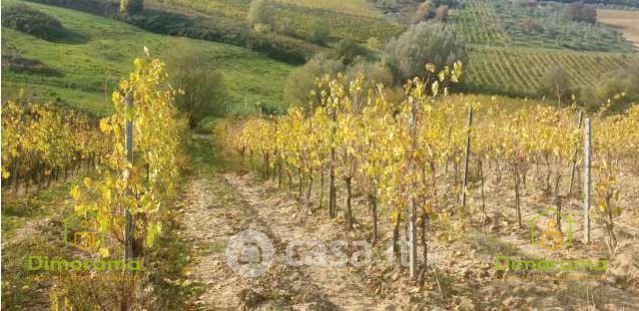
top-left (529, 207), bottom-right (574, 251)
top-left (63, 212), bottom-right (106, 252)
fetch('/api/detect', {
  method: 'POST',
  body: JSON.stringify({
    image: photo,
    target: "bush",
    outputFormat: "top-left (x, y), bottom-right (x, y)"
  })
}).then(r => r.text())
top-left (538, 67), bottom-right (572, 103)
top-left (520, 18), bottom-right (544, 34)
top-left (1, 54), bottom-right (61, 76)
top-left (331, 39), bottom-right (371, 65)
top-left (120, 0), bottom-right (143, 15)
top-left (412, 1), bottom-right (433, 24)
top-left (247, 0), bottom-right (273, 26)
top-left (434, 5), bottom-right (449, 22)
top-left (385, 22), bottom-right (467, 81)
top-left (594, 60), bottom-right (639, 108)
top-left (366, 37), bottom-right (383, 51)
top-left (345, 60), bottom-right (394, 90)
top-left (1, 5), bottom-right (65, 40)
top-left (163, 41), bottom-right (228, 128)
top-left (308, 21), bottom-right (331, 46)
top-left (283, 54), bottom-right (344, 106)
top-left (564, 2), bottom-right (597, 24)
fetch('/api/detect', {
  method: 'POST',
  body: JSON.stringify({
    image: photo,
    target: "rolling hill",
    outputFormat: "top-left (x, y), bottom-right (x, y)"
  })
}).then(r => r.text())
top-left (1, 0), bottom-right (293, 116)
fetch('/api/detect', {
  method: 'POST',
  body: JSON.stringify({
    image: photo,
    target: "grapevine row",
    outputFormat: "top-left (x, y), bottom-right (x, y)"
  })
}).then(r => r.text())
top-left (222, 64), bottom-right (639, 275)
top-left (1, 100), bottom-right (108, 192)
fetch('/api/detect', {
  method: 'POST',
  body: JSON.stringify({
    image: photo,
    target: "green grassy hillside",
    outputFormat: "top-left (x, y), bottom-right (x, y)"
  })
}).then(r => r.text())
top-left (149, 0), bottom-right (403, 44)
top-left (1, 0), bottom-right (293, 116)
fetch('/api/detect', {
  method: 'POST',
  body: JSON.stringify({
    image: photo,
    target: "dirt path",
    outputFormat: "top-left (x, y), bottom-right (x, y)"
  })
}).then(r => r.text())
top-left (179, 172), bottom-right (399, 310)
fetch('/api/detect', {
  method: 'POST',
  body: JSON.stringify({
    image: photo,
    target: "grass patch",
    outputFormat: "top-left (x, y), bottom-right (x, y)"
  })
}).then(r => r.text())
top-left (1, 0), bottom-right (293, 116)
top-left (199, 241), bottom-right (226, 256)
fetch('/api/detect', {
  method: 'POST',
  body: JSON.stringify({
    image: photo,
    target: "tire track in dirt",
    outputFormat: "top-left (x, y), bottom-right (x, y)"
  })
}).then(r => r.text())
top-left (179, 172), bottom-right (399, 310)
top-left (222, 173), bottom-right (398, 310)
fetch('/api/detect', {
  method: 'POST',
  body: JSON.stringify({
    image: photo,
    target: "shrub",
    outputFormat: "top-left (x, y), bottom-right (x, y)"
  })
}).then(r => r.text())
top-left (412, 1), bottom-right (433, 24)
top-left (120, 0), bottom-right (143, 15)
top-left (1, 54), bottom-right (61, 76)
top-left (331, 39), bottom-right (370, 65)
top-left (345, 60), bottom-right (394, 90)
top-left (308, 21), bottom-right (331, 46)
top-left (385, 22), bottom-right (466, 81)
top-left (163, 41), bottom-right (228, 128)
top-left (564, 2), bottom-right (596, 24)
top-left (247, 0), bottom-right (273, 26)
top-left (1, 5), bottom-right (65, 40)
top-left (283, 54), bottom-right (344, 106)
top-left (594, 60), bottom-right (639, 108)
top-left (538, 67), bottom-right (572, 103)
top-left (520, 18), bottom-right (544, 34)
top-left (366, 37), bottom-right (383, 51)
top-left (434, 5), bottom-right (449, 22)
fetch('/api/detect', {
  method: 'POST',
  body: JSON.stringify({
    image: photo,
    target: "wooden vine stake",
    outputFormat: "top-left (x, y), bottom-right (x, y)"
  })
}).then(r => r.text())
top-left (124, 92), bottom-right (135, 262)
top-left (568, 110), bottom-right (584, 195)
top-left (407, 96), bottom-right (418, 280)
top-left (460, 105), bottom-right (473, 213)
top-left (583, 118), bottom-right (591, 244)
top-left (121, 92), bottom-right (135, 310)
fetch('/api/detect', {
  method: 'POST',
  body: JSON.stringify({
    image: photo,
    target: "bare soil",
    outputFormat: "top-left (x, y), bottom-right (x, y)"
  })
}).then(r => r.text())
top-left (178, 164), bottom-right (639, 309)
top-left (598, 9), bottom-right (639, 49)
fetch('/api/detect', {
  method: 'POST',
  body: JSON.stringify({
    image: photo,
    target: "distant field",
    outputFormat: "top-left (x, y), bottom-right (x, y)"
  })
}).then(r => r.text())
top-left (452, 0), bottom-right (634, 53)
top-left (450, 0), bottom-right (510, 46)
top-left (598, 9), bottom-right (639, 49)
top-left (276, 0), bottom-right (381, 17)
top-left (465, 46), bottom-right (636, 96)
top-left (1, 0), bottom-right (293, 116)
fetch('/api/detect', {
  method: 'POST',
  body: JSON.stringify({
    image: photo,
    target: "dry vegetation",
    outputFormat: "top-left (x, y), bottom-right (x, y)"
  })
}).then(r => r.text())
top-left (598, 9), bottom-right (639, 49)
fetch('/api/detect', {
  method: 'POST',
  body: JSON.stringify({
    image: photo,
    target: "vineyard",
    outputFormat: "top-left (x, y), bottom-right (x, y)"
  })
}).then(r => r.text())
top-left (221, 65), bottom-right (639, 275)
top-left (1, 100), bottom-right (107, 192)
top-left (465, 46), bottom-right (637, 97)
top-left (452, 0), bottom-right (634, 53)
top-left (2, 0), bottom-right (639, 309)
top-left (450, 0), bottom-right (509, 46)
top-left (448, 0), bottom-right (637, 97)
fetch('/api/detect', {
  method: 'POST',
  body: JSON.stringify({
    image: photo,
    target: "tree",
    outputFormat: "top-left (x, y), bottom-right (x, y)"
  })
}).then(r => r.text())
top-left (564, 2), bottom-right (596, 24)
top-left (331, 39), bottom-right (370, 65)
top-left (539, 67), bottom-right (572, 104)
top-left (283, 54), bottom-right (344, 106)
top-left (247, 0), bottom-right (272, 26)
top-left (385, 22), bottom-right (466, 81)
top-left (120, 0), bottom-right (143, 15)
top-left (308, 21), bottom-right (331, 46)
top-left (520, 18), bottom-right (544, 34)
top-left (163, 41), bottom-right (227, 128)
top-left (412, 1), bottom-right (433, 24)
top-left (434, 5), bottom-right (449, 22)
top-left (345, 60), bottom-right (394, 90)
